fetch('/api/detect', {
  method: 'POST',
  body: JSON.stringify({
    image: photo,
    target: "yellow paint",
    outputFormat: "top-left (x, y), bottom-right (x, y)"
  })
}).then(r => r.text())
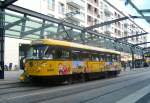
top-left (25, 60), bottom-right (121, 77)
top-left (32, 39), bottom-right (120, 54)
top-left (87, 61), bottom-right (100, 72)
top-left (25, 60), bottom-right (72, 76)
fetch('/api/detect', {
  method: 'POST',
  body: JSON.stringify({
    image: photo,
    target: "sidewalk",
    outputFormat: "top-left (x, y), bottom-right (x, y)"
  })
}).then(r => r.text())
top-left (0, 70), bottom-right (23, 84)
top-left (0, 67), bottom-right (150, 84)
top-left (120, 67), bottom-right (150, 76)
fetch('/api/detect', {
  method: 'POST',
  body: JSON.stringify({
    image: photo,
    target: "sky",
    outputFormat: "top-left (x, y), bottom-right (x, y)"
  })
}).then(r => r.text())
top-left (108, 0), bottom-right (150, 45)
top-left (125, 0), bottom-right (150, 45)
top-left (125, 0), bottom-right (150, 29)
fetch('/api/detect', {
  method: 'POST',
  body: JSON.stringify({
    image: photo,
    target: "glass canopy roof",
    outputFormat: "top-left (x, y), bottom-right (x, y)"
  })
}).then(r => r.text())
top-left (4, 9), bottom-right (143, 55)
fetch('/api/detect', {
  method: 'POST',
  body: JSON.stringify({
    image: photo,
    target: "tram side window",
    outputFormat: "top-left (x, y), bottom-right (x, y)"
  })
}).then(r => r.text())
top-left (62, 50), bottom-right (70, 59)
top-left (106, 54), bottom-right (112, 62)
top-left (99, 54), bottom-right (105, 61)
top-left (80, 51), bottom-right (90, 61)
top-left (72, 51), bottom-right (79, 61)
top-left (117, 55), bottom-right (121, 61)
top-left (55, 48), bottom-right (70, 60)
top-left (112, 54), bottom-right (117, 62)
top-left (91, 54), bottom-right (99, 61)
top-left (44, 47), bottom-right (54, 59)
top-left (27, 45), bottom-right (51, 59)
top-left (72, 50), bottom-right (89, 61)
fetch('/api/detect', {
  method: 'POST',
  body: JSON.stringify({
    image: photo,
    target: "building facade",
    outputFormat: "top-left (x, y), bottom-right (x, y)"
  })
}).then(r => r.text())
top-left (14, 0), bottom-right (147, 44)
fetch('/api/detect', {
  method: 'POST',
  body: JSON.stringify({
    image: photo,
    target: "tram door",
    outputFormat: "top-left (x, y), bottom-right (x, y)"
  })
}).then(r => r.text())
top-left (19, 44), bottom-right (30, 70)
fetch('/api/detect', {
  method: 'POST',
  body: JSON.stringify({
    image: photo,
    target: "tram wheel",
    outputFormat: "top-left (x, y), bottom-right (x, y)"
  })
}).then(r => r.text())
top-left (80, 73), bottom-right (85, 82)
top-left (67, 76), bottom-right (73, 84)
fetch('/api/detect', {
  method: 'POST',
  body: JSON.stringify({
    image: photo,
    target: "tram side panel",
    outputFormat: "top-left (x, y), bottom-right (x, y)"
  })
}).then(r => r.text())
top-left (25, 60), bottom-right (72, 76)
top-left (25, 60), bottom-right (121, 81)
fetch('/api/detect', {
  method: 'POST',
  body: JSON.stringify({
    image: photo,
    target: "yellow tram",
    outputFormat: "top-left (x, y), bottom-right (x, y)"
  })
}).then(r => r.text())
top-left (20, 39), bottom-right (122, 82)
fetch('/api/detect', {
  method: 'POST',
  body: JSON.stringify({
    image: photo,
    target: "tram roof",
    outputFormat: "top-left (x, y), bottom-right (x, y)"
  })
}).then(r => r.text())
top-left (32, 39), bottom-right (121, 54)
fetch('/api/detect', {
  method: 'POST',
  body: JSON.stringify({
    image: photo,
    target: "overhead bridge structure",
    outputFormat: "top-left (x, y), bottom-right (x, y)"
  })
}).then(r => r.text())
top-left (0, 0), bottom-right (149, 79)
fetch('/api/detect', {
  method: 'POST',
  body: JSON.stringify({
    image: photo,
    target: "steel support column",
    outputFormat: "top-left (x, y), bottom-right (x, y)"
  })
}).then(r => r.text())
top-left (40, 20), bottom-right (45, 39)
top-left (130, 47), bottom-right (135, 69)
top-left (80, 31), bottom-right (85, 44)
top-left (116, 32), bottom-right (148, 41)
top-left (142, 50), bottom-right (145, 61)
top-left (20, 14), bottom-right (26, 38)
top-left (0, 0), bottom-right (18, 8)
top-left (0, 9), bottom-right (5, 79)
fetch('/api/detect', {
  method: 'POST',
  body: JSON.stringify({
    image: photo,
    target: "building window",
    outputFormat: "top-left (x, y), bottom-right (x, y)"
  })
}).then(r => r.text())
top-left (87, 15), bottom-right (92, 22)
top-left (88, 4), bottom-right (91, 10)
top-left (100, 11), bottom-right (103, 19)
top-left (94, 0), bottom-right (98, 5)
top-left (114, 12), bottom-right (117, 17)
top-left (136, 37), bottom-right (139, 41)
top-left (100, 1), bottom-right (103, 9)
top-left (118, 14), bottom-right (120, 18)
top-left (58, 2), bottom-right (64, 14)
top-left (131, 30), bottom-right (133, 34)
top-left (87, 15), bottom-right (93, 25)
top-left (48, 0), bottom-right (55, 10)
top-left (118, 22), bottom-right (121, 28)
top-left (68, 5), bottom-right (78, 13)
top-left (94, 8), bottom-right (98, 17)
top-left (115, 29), bottom-right (117, 33)
top-left (94, 0), bottom-right (98, 3)
top-left (94, 8), bottom-right (98, 13)
top-left (118, 30), bottom-right (121, 35)
top-left (94, 19), bottom-right (98, 24)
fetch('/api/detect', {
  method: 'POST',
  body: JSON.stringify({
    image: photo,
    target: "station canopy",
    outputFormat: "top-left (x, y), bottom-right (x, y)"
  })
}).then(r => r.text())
top-left (1, 4), bottom-right (144, 56)
top-left (5, 10), bottom-right (60, 39)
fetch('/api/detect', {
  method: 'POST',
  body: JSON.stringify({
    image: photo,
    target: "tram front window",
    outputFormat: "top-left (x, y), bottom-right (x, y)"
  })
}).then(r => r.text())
top-left (27, 45), bottom-right (50, 59)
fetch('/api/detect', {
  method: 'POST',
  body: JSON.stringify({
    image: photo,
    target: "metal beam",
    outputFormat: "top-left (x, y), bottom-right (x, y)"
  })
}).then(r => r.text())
top-left (40, 20), bottom-right (45, 39)
top-left (57, 24), bottom-right (66, 33)
top-left (7, 5), bottom-right (113, 40)
top-left (140, 9), bottom-right (150, 13)
top-left (125, 0), bottom-right (130, 5)
top-left (85, 16), bottom-right (130, 30)
top-left (116, 32), bottom-right (148, 41)
top-left (80, 31), bottom-right (86, 44)
top-left (7, 5), bottom-right (82, 30)
top-left (84, 15), bottom-right (147, 30)
top-left (127, 0), bottom-right (150, 24)
top-left (0, 0), bottom-right (17, 8)
top-left (104, 0), bottom-right (147, 33)
top-left (87, 30), bottom-right (114, 40)
top-left (57, 23), bottom-right (72, 40)
top-left (5, 17), bottom-right (28, 30)
top-left (22, 24), bottom-right (54, 37)
top-left (20, 14), bottom-right (27, 38)
top-left (47, 29), bottom-right (72, 39)
top-left (143, 46), bottom-right (150, 50)
top-left (133, 42), bottom-right (150, 46)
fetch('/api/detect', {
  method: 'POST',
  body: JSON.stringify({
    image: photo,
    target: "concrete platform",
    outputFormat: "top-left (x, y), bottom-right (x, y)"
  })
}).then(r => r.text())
top-left (0, 70), bottom-right (23, 84)
top-left (0, 67), bottom-right (149, 84)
